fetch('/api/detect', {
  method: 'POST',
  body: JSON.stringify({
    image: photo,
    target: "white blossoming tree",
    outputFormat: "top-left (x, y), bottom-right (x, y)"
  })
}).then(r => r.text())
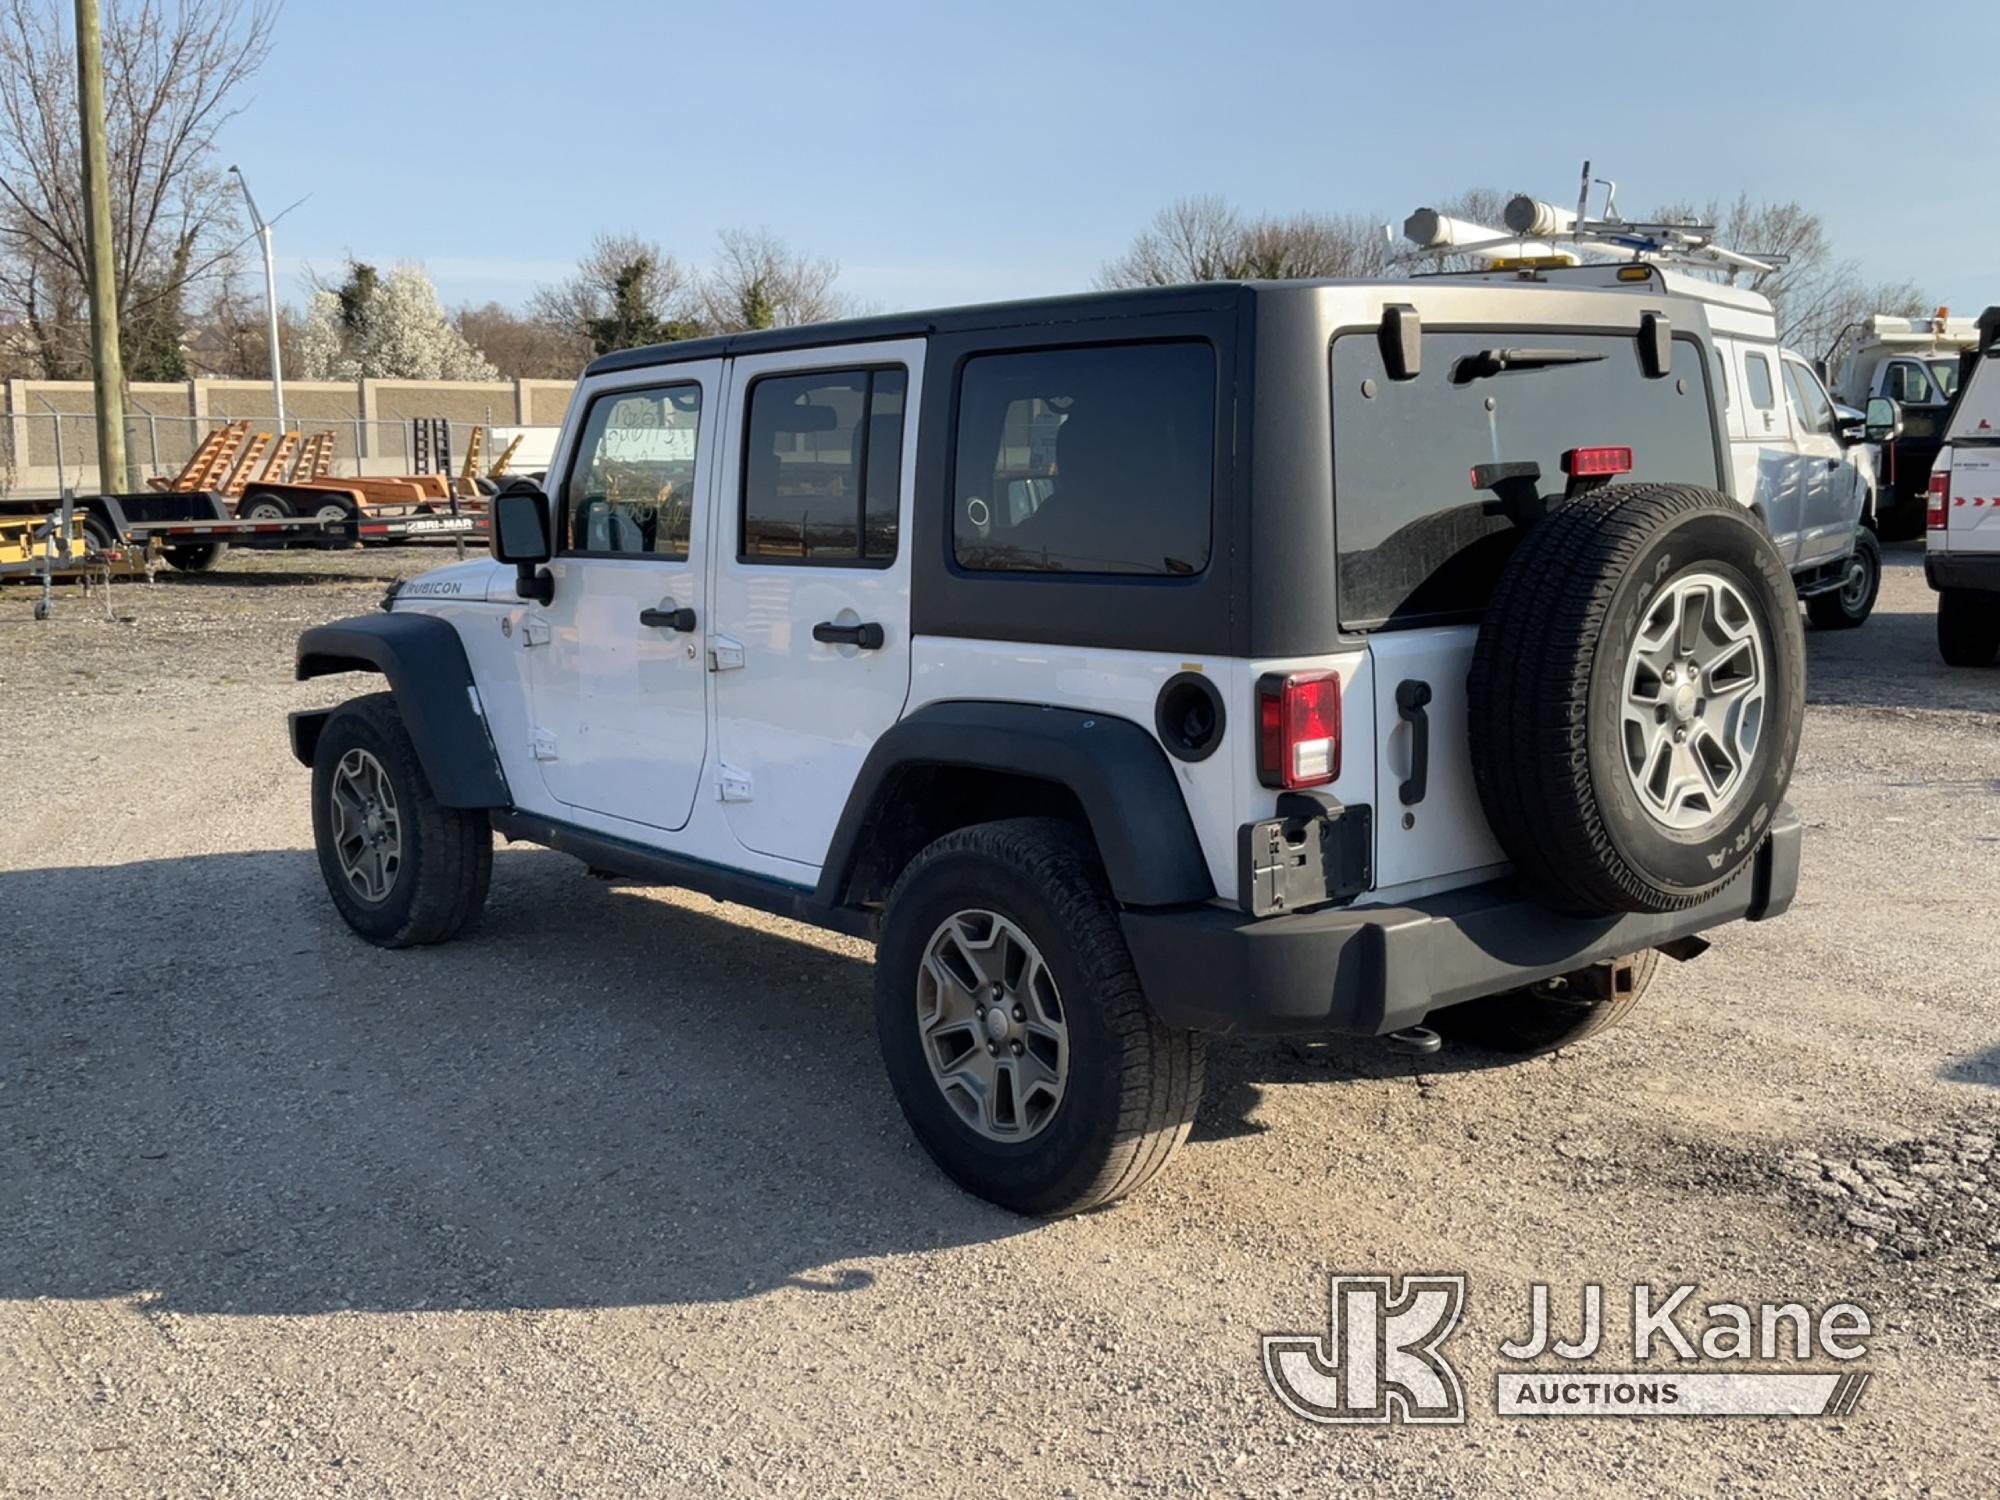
top-left (299, 262), bottom-right (497, 381)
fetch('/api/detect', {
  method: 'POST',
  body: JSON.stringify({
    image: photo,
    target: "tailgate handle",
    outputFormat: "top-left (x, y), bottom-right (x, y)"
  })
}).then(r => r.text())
top-left (1395, 679), bottom-right (1432, 807)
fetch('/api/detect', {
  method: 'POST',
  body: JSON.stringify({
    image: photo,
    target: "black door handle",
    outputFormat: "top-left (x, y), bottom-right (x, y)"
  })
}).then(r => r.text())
top-left (639, 606), bottom-right (696, 632)
top-left (1395, 679), bottom-right (1431, 807)
top-left (812, 620), bottom-right (885, 649)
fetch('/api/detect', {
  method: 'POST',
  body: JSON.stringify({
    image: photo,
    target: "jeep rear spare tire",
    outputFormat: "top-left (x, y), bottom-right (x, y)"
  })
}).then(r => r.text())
top-left (1469, 483), bottom-right (1804, 916)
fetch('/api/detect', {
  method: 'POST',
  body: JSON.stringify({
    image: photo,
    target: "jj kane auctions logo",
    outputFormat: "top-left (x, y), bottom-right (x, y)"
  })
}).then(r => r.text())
top-left (1264, 1275), bottom-right (1873, 1424)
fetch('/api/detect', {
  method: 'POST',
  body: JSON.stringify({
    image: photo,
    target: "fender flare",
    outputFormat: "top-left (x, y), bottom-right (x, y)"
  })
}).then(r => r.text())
top-left (818, 700), bottom-right (1215, 909)
top-left (292, 612), bottom-right (510, 810)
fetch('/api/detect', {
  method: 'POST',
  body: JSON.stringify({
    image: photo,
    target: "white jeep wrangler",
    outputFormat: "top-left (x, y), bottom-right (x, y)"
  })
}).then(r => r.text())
top-left (291, 280), bottom-right (1805, 1215)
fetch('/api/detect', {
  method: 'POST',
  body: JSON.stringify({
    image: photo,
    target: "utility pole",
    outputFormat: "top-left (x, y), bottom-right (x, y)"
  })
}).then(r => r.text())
top-left (229, 166), bottom-right (285, 431)
top-left (75, 0), bottom-right (128, 491)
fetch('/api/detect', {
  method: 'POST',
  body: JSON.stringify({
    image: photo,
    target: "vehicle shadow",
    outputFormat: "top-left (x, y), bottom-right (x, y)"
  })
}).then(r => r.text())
top-left (1198, 1028), bottom-right (1533, 1141)
top-left (1939, 1043), bottom-right (2000, 1089)
top-left (0, 846), bottom-right (1027, 1317)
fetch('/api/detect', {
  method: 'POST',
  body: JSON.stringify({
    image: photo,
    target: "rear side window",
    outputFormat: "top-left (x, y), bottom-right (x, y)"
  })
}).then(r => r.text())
top-left (741, 367), bottom-right (906, 563)
top-left (1331, 330), bottom-right (1719, 630)
top-left (1744, 352), bottom-right (1777, 411)
top-left (951, 341), bottom-right (1214, 576)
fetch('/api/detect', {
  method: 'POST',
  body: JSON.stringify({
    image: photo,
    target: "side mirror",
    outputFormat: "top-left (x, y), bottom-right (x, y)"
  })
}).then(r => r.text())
top-left (1863, 396), bottom-right (1904, 444)
top-left (491, 482), bottom-right (555, 603)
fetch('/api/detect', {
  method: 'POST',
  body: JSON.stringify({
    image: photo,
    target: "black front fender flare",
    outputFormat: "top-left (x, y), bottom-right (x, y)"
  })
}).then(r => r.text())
top-left (818, 700), bottom-right (1215, 909)
top-left (293, 612), bottom-right (509, 810)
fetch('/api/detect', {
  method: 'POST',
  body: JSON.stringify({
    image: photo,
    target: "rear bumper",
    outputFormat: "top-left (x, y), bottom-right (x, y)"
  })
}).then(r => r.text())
top-left (1122, 808), bottom-right (1801, 1038)
top-left (1926, 550), bottom-right (2000, 594)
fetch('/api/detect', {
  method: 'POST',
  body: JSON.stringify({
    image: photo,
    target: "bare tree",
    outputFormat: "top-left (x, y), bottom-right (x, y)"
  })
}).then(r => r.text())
top-left (698, 227), bottom-right (851, 332)
top-left (0, 0), bottom-right (277, 379)
top-left (1099, 195), bottom-right (1394, 287)
top-left (529, 232), bottom-right (695, 358)
top-left (1650, 195), bottom-right (1931, 357)
top-left (455, 300), bottom-right (584, 380)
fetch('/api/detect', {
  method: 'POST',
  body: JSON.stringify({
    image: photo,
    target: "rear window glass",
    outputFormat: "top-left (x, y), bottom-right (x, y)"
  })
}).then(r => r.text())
top-left (1331, 331), bottom-right (1719, 630)
top-left (951, 341), bottom-right (1214, 576)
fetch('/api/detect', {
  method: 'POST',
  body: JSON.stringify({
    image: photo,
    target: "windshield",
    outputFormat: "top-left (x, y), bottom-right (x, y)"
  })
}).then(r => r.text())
top-left (1331, 330), bottom-right (1720, 630)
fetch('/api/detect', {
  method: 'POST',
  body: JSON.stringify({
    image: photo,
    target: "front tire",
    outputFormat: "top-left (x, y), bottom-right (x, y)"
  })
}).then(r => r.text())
top-left (1806, 530), bottom-right (1880, 630)
top-left (1937, 588), bottom-right (2000, 667)
top-left (311, 692), bottom-right (492, 947)
top-left (875, 818), bottom-right (1204, 1216)
top-left (1430, 951), bottom-right (1659, 1055)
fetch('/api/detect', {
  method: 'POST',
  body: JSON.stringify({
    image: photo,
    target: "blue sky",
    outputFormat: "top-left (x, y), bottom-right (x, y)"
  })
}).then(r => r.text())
top-left (231, 0), bottom-right (1999, 319)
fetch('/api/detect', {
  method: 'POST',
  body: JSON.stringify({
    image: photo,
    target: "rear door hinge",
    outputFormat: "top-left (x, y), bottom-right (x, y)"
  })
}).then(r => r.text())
top-left (707, 633), bottom-right (745, 672)
top-left (716, 762), bottom-right (753, 802)
top-left (530, 728), bottom-right (558, 761)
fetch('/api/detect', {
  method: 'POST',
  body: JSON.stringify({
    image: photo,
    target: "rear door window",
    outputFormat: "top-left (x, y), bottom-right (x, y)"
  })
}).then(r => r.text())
top-left (1331, 330), bottom-right (1719, 629)
top-left (1744, 352), bottom-right (1778, 412)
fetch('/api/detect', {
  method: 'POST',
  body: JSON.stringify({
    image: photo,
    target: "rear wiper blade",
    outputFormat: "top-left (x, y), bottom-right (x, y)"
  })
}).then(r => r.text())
top-left (1452, 348), bottom-right (1607, 383)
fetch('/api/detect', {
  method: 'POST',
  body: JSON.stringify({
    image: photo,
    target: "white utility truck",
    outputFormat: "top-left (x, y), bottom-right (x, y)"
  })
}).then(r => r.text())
top-left (1406, 172), bottom-right (1881, 628)
top-left (1832, 311), bottom-right (1982, 537)
top-left (1911, 305), bottom-right (2000, 665)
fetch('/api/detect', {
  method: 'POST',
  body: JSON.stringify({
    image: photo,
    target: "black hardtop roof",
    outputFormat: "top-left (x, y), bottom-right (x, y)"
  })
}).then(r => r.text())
top-left (580, 275), bottom-right (1707, 378)
top-left (581, 282), bottom-right (1250, 376)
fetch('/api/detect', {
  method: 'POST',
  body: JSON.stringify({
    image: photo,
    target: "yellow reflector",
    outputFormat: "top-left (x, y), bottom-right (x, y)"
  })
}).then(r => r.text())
top-left (1617, 266), bottom-right (1652, 282)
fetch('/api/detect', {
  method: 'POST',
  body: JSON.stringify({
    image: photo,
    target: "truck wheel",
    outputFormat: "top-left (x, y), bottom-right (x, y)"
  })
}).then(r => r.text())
top-left (1937, 588), bottom-right (2000, 668)
top-left (162, 543), bottom-right (227, 573)
top-left (1430, 952), bottom-right (1658, 1055)
top-left (1470, 483), bottom-right (1805, 917)
top-left (1805, 530), bottom-right (1880, 630)
top-left (311, 692), bottom-right (492, 947)
top-left (237, 491), bottom-right (292, 522)
top-left (875, 818), bottom-right (1205, 1216)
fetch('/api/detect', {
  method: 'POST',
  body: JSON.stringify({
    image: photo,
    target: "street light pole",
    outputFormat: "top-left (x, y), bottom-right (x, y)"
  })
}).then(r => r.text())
top-left (229, 165), bottom-right (285, 432)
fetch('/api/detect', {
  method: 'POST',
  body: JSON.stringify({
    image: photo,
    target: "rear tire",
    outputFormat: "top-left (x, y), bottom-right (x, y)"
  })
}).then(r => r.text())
top-left (237, 491), bottom-right (292, 522)
top-left (1937, 588), bottom-right (2000, 667)
top-left (1806, 530), bottom-right (1880, 630)
top-left (875, 818), bottom-right (1204, 1216)
top-left (162, 543), bottom-right (227, 573)
top-left (1469, 483), bottom-right (1805, 917)
top-left (311, 692), bottom-right (492, 947)
top-left (1430, 951), bottom-right (1659, 1055)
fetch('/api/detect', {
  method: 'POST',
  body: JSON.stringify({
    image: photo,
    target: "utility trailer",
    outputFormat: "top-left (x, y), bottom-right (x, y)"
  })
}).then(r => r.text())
top-left (0, 489), bottom-right (486, 577)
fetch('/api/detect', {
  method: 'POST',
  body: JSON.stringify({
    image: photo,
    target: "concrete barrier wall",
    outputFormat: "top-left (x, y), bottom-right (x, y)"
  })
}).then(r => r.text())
top-left (2, 375), bottom-right (579, 495)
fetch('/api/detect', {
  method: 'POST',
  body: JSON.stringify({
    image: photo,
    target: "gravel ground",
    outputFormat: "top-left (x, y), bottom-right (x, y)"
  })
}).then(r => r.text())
top-left (1, 540), bottom-right (1995, 1498)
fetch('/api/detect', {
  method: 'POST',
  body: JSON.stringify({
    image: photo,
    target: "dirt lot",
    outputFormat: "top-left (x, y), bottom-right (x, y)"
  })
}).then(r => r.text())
top-left (2, 542), bottom-right (1996, 1498)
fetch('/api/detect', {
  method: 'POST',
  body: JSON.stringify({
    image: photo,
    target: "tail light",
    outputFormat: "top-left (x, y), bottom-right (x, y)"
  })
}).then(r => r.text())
top-left (1561, 445), bottom-right (1635, 478)
top-left (1256, 671), bottom-right (1340, 789)
top-left (1928, 470), bottom-right (1950, 530)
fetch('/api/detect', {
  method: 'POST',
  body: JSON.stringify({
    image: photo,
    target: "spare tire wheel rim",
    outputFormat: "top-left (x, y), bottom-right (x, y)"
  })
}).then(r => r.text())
top-left (917, 910), bottom-right (1069, 1143)
top-left (330, 748), bottom-right (403, 903)
top-left (1619, 570), bottom-right (1768, 831)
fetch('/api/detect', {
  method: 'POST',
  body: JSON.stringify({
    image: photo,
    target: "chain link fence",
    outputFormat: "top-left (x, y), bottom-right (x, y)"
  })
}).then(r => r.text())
top-left (0, 412), bottom-right (508, 498)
